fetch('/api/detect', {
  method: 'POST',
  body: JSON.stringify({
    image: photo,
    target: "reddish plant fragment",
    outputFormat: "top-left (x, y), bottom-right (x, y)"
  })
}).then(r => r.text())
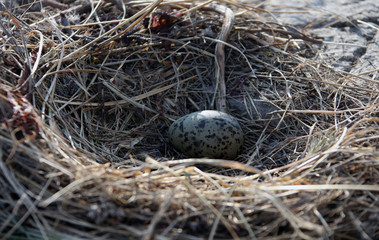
top-left (143, 11), bottom-right (189, 50)
top-left (143, 11), bottom-right (189, 35)
top-left (0, 88), bottom-right (40, 140)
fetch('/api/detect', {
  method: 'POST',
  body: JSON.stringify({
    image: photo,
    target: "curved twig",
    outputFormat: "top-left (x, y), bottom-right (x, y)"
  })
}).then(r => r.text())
top-left (210, 4), bottom-right (234, 112)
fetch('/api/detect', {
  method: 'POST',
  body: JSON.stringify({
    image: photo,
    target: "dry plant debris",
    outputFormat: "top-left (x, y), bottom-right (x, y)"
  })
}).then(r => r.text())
top-left (0, 0), bottom-right (378, 239)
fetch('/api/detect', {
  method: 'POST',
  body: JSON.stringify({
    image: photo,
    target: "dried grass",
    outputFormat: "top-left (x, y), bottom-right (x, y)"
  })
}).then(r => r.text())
top-left (0, 0), bottom-right (378, 239)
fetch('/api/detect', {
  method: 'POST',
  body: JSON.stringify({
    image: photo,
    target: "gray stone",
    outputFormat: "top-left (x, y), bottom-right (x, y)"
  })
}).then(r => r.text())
top-left (263, 0), bottom-right (379, 77)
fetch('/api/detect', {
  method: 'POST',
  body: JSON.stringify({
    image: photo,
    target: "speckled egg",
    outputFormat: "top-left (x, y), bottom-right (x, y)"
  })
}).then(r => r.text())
top-left (168, 110), bottom-right (244, 159)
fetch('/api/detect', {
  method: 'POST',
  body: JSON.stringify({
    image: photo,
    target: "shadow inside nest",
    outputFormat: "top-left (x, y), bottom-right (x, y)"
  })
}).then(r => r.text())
top-left (42, 10), bottom-right (323, 172)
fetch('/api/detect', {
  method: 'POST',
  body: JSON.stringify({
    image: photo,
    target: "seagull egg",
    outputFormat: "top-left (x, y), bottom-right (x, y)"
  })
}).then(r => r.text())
top-left (168, 110), bottom-right (244, 159)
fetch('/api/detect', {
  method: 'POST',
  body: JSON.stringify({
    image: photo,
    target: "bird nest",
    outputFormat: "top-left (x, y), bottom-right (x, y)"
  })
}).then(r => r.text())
top-left (0, 0), bottom-right (378, 239)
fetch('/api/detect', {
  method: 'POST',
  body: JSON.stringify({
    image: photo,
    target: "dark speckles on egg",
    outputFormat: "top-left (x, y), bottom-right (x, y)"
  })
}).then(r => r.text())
top-left (168, 110), bottom-right (244, 159)
top-left (178, 121), bottom-right (184, 132)
top-left (198, 120), bottom-right (206, 128)
top-left (205, 133), bottom-right (216, 139)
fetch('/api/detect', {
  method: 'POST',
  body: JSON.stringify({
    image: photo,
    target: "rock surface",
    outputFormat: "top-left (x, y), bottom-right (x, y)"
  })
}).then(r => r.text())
top-left (263, 0), bottom-right (379, 75)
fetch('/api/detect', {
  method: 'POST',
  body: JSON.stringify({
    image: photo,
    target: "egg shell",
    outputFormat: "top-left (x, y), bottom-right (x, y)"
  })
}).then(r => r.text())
top-left (168, 110), bottom-right (244, 159)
